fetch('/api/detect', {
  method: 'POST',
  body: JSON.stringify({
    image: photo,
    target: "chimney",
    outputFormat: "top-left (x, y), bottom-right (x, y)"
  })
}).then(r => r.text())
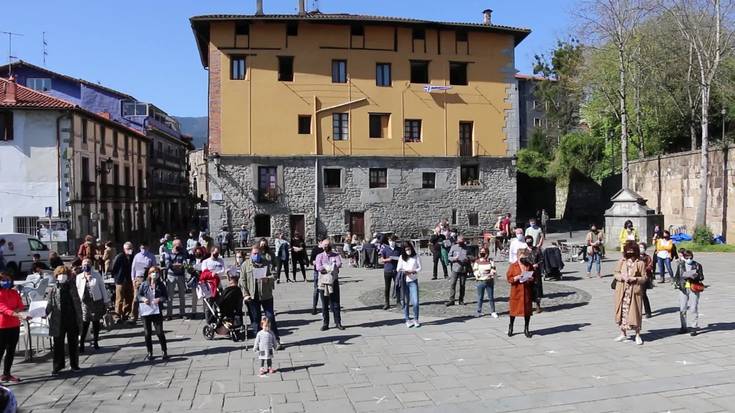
top-left (256, 0), bottom-right (264, 15)
top-left (3, 76), bottom-right (17, 105)
top-left (482, 9), bottom-right (493, 25)
top-left (298, 0), bottom-right (306, 15)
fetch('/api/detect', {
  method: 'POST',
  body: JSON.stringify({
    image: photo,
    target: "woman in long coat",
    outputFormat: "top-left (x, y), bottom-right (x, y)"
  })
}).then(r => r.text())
top-left (613, 241), bottom-right (648, 345)
top-left (506, 248), bottom-right (535, 338)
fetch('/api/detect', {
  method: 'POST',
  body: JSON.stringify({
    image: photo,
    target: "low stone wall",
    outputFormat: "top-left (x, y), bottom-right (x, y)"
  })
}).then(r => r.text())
top-left (629, 146), bottom-right (734, 242)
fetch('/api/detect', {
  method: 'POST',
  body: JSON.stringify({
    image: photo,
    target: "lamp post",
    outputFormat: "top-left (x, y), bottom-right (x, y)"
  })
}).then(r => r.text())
top-left (94, 157), bottom-right (114, 240)
top-left (722, 108), bottom-right (727, 144)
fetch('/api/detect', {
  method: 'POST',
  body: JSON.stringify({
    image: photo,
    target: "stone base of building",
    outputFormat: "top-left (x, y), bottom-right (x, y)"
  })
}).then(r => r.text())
top-left (209, 156), bottom-right (517, 244)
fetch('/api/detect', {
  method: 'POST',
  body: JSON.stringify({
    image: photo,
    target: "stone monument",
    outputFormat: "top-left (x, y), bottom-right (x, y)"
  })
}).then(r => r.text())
top-left (604, 188), bottom-right (664, 249)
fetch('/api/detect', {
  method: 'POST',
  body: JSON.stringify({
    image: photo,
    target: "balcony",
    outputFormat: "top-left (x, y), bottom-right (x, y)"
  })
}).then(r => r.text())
top-left (257, 187), bottom-right (280, 204)
top-left (80, 182), bottom-right (96, 201)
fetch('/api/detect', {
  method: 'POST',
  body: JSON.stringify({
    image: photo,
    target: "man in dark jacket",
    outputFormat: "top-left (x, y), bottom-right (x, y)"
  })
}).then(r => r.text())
top-left (291, 233), bottom-right (307, 282)
top-left (310, 242), bottom-right (324, 315)
top-left (111, 242), bottom-right (134, 324)
top-left (380, 236), bottom-right (401, 310)
top-left (429, 228), bottom-right (447, 280)
top-left (165, 241), bottom-right (192, 320)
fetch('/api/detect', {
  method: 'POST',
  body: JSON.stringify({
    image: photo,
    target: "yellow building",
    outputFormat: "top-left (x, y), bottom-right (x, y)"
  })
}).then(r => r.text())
top-left (191, 7), bottom-right (530, 242)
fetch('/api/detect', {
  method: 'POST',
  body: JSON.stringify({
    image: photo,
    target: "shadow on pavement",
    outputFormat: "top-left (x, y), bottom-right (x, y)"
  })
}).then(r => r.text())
top-left (277, 363), bottom-right (325, 373)
top-left (289, 334), bottom-right (360, 347)
top-left (532, 323), bottom-right (591, 336)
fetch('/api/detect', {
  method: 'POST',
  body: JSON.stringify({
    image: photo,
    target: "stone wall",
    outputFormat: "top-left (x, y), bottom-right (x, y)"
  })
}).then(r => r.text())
top-left (629, 146), bottom-right (735, 242)
top-left (208, 156), bottom-right (517, 244)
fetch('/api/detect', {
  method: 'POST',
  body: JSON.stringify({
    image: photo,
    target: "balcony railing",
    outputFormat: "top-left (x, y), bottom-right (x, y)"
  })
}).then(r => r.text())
top-left (80, 182), bottom-right (96, 200)
top-left (257, 187), bottom-right (280, 204)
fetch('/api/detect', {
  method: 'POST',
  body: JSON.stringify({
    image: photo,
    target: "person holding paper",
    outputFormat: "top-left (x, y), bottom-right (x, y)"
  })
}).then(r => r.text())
top-left (613, 241), bottom-right (648, 345)
top-left (315, 241), bottom-right (344, 331)
top-left (446, 235), bottom-right (472, 307)
top-left (0, 271), bottom-right (28, 383)
top-left (506, 249), bottom-right (535, 338)
top-left (380, 236), bottom-right (401, 310)
top-left (239, 245), bottom-right (282, 348)
top-left (138, 267), bottom-right (169, 361)
top-left (75, 259), bottom-right (110, 352)
top-left (473, 247), bottom-right (498, 318)
top-left (46, 266), bottom-right (83, 373)
top-left (396, 241), bottom-right (422, 328)
top-left (673, 249), bottom-right (705, 336)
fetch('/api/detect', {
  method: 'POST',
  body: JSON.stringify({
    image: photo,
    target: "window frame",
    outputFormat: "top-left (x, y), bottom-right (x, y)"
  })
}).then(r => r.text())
top-left (468, 212), bottom-right (479, 227)
top-left (449, 62), bottom-right (469, 86)
top-left (369, 168), bottom-right (388, 189)
top-left (332, 113), bottom-right (349, 141)
top-left (81, 119), bottom-right (88, 144)
top-left (230, 55), bottom-right (246, 80)
top-left (0, 111), bottom-right (13, 141)
top-left (26, 78), bottom-right (52, 92)
top-left (369, 113), bottom-right (390, 139)
top-left (412, 28), bottom-right (426, 40)
top-left (460, 164), bottom-right (480, 187)
top-left (456, 30), bottom-right (468, 42)
top-left (376, 63), bottom-right (392, 87)
top-left (298, 115), bottom-right (312, 135)
top-left (323, 168), bottom-right (342, 189)
top-left (410, 60), bottom-right (430, 84)
top-left (404, 119), bottom-right (422, 143)
top-left (235, 22), bottom-right (250, 36)
top-left (332, 59), bottom-right (347, 83)
top-left (422, 172), bottom-right (436, 189)
top-left (278, 56), bottom-right (295, 82)
top-left (286, 22), bottom-right (299, 36)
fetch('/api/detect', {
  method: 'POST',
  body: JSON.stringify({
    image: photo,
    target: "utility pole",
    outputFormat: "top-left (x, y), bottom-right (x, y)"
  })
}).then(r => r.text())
top-left (0, 31), bottom-right (23, 76)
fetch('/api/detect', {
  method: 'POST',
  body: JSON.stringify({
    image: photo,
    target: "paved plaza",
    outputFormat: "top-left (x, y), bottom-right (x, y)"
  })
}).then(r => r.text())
top-left (10, 252), bottom-right (735, 412)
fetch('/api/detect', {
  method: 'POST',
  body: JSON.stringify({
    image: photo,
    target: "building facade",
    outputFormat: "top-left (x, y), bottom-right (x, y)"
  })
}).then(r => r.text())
top-left (188, 148), bottom-right (210, 230)
top-left (516, 74), bottom-right (559, 149)
top-left (191, 8), bottom-right (529, 242)
top-left (0, 78), bottom-right (149, 253)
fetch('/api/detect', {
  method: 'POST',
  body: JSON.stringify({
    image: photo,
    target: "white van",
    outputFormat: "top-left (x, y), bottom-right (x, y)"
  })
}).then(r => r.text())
top-left (0, 233), bottom-right (50, 276)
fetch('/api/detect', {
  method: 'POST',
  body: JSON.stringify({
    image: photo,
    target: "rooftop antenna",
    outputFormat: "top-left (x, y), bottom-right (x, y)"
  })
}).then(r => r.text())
top-left (0, 31), bottom-right (23, 76)
top-left (42, 31), bottom-right (48, 66)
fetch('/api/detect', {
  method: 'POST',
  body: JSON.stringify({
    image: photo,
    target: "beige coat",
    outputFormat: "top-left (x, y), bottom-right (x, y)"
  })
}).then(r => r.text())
top-left (613, 258), bottom-right (647, 328)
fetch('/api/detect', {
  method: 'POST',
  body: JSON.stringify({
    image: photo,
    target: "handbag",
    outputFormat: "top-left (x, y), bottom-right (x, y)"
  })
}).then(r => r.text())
top-left (690, 282), bottom-right (705, 293)
top-left (318, 272), bottom-right (334, 286)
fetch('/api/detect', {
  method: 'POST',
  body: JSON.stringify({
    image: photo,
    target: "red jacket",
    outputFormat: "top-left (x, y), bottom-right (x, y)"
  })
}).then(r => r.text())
top-left (0, 289), bottom-right (23, 329)
top-left (199, 269), bottom-right (220, 299)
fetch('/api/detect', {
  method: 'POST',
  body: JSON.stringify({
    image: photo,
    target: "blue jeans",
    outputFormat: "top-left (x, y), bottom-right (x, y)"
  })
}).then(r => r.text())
top-left (403, 280), bottom-right (419, 322)
top-left (248, 298), bottom-right (280, 340)
top-left (587, 252), bottom-right (601, 274)
top-left (476, 280), bottom-right (495, 314)
top-left (657, 256), bottom-right (674, 281)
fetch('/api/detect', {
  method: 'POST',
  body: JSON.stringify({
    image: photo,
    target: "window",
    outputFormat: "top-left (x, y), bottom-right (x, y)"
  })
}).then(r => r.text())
top-left (376, 63), bottom-right (391, 87)
top-left (412, 28), bottom-right (426, 40)
top-left (451, 209), bottom-right (457, 225)
top-left (410, 60), bottom-right (429, 84)
top-left (157, 142), bottom-right (163, 157)
top-left (121, 101), bottom-right (148, 117)
top-left (456, 30), bottom-right (468, 42)
top-left (124, 135), bottom-right (129, 158)
top-left (533, 118), bottom-right (542, 127)
top-left (99, 126), bottom-right (106, 154)
top-left (298, 115), bottom-right (311, 134)
top-left (468, 212), bottom-right (479, 227)
top-left (460, 165), bottom-right (480, 186)
top-left (138, 169), bottom-right (144, 189)
top-left (28, 237), bottom-right (47, 251)
top-left (532, 100), bottom-right (538, 110)
top-left (422, 172), bottom-right (436, 189)
top-left (112, 131), bottom-right (118, 156)
top-left (81, 157), bottom-right (90, 182)
top-left (450, 62), bottom-right (468, 86)
top-left (13, 217), bottom-right (38, 236)
top-left (26, 78), bottom-right (51, 92)
top-left (286, 22), bottom-right (298, 36)
top-left (113, 164), bottom-right (120, 186)
top-left (404, 119), bottom-right (422, 142)
top-left (351, 24), bottom-right (364, 36)
top-left (332, 60), bottom-right (347, 83)
top-left (369, 168), bottom-right (387, 189)
top-left (369, 113), bottom-right (390, 139)
top-left (323, 168), bottom-right (342, 189)
top-left (278, 56), bottom-right (294, 82)
top-left (124, 166), bottom-right (131, 187)
top-left (81, 119), bottom-right (88, 143)
top-left (137, 140), bottom-right (142, 161)
top-left (235, 22), bottom-right (250, 36)
top-left (332, 113), bottom-right (349, 141)
top-left (230, 56), bottom-right (246, 80)
top-left (459, 121), bottom-right (473, 156)
top-left (0, 111), bottom-right (13, 141)
top-left (258, 166), bottom-right (278, 203)
top-left (254, 214), bottom-right (271, 237)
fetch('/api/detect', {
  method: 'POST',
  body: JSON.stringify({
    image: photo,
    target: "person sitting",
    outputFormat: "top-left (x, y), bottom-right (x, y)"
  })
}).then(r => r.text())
top-left (217, 271), bottom-right (244, 322)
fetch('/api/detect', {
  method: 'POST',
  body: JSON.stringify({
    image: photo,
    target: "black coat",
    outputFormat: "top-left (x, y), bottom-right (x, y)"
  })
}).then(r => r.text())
top-left (111, 253), bottom-right (133, 285)
top-left (542, 247), bottom-right (564, 271)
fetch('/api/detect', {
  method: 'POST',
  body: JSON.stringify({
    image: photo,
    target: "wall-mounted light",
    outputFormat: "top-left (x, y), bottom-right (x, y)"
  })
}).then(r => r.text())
top-left (96, 157), bottom-right (114, 175)
top-left (210, 152), bottom-right (222, 172)
top-left (511, 155), bottom-right (518, 167)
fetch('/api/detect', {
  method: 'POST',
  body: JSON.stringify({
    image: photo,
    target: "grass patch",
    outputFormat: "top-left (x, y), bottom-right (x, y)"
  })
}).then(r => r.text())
top-left (677, 241), bottom-right (735, 253)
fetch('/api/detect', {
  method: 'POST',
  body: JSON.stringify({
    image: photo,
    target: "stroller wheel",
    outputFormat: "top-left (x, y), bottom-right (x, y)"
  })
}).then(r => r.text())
top-left (202, 325), bottom-right (216, 340)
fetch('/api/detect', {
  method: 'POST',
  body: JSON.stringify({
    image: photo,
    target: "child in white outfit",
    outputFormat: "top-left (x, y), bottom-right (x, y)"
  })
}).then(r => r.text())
top-left (254, 317), bottom-right (277, 375)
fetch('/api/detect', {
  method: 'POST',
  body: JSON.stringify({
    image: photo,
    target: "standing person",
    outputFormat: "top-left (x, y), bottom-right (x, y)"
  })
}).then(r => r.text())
top-left (101, 242), bottom-right (115, 274)
top-left (158, 238), bottom-right (169, 267)
top-left (110, 242), bottom-right (134, 324)
top-left (309, 242), bottom-right (325, 315)
top-left (540, 209), bottom-right (549, 234)
top-left (138, 267), bottom-right (168, 361)
top-left (165, 241), bottom-right (192, 320)
top-left (239, 245), bottom-right (283, 348)
top-left (199, 247), bottom-right (225, 318)
top-left (674, 250), bottom-right (705, 336)
top-left (217, 227), bottom-right (231, 258)
top-left (75, 259), bottom-right (109, 352)
top-left (473, 247), bottom-right (498, 318)
top-left (638, 242), bottom-right (654, 319)
top-left (429, 228), bottom-right (448, 280)
top-left (396, 241), bottom-right (422, 328)
top-left (48, 251), bottom-right (64, 270)
top-left (524, 219), bottom-right (544, 248)
top-left (46, 266), bottom-right (83, 373)
top-left (380, 236), bottom-right (401, 310)
top-left (506, 249), bottom-right (535, 338)
top-left (613, 241), bottom-right (647, 345)
top-left (585, 225), bottom-right (604, 278)
top-left (76, 235), bottom-right (95, 262)
top-left (0, 271), bottom-right (28, 383)
top-left (256, 238), bottom-right (275, 274)
top-left (290, 233), bottom-right (307, 282)
top-left (651, 224), bottom-right (663, 245)
top-left (618, 220), bottom-right (639, 252)
top-left (654, 230), bottom-right (676, 283)
top-left (275, 234), bottom-right (291, 283)
top-left (186, 231), bottom-right (198, 255)
top-left (525, 236), bottom-right (544, 314)
top-left (500, 214), bottom-right (512, 240)
top-left (131, 243), bottom-right (157, 323)
top-left (253, 317), bottom-right (277, 375)
top-left (238, 225), bottom-right (250, 248)
top-left (446, 235), bottom-right (471, 307)
top-left (508, 228), bottom-right (527, 264)
top-left (315, 241), bottom-right (344, 331)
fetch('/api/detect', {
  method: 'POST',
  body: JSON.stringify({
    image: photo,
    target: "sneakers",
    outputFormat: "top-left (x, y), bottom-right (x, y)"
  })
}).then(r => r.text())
top-left (320, 325), bottom-right (329, 331)
top-left (0, 375), bottom-right (20, 383)
top-left (382, 304), bottom-right (390, 310)
top-left (259, 367), bottom-right (267, 375)
top-left (475, 313), bottom-right (482, 318)
top-left (268, 368), bottom-right (276, 374)
top-left (614, 334), bottom-right (628, 342)
top-left (490, 312), bottom-right (499, 319)
top-left (635, 335), bottom-right (644, 345)
top-left (413, 321), bottom-right (420, 328)
top-left (406, 321), bottom-right (414, 328)
top-left (445, 301), bottom-right (455, 307)
top-left (678, 327), bottom-right (688, 334)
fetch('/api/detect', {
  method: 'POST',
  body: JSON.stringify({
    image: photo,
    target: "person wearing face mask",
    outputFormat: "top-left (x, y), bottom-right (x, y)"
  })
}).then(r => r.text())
top-left (585, 225), bottom-right (604, 278)
top-left (138, 266), bottom-right (169, 361)
top-left (46, 266), bottom-right (83, 373)
top-left (131, 242), bottom-right (157, 323)
top-left (239, 245), bottom-right (283, 347)
top-left (0, 271), bottom-right (29, 383)
top-left (165, 240), bottom-right (193, 321)
top-left (654, 230), bottom-right (677, 283)
top-left (309, 242), bottom-right (325, 315)
top-left (76, 235), bottom-right (95, 263)
top-left (638, 242), bottom-right (654, 319)
top-left (613, 241), bottom-right (647, 345)
top-left (525, 236), bottom-right (544, 314)
top-left (396, 241), bottom-right (422, 327)
top-left (380, 236), bottom-right (401, 310)
top-left (274, 233), bottom-right (291, 283)
top-left (618, 220), bottom-right (639, 253)
top-left (524, 219), bottom-right (544, 248)
top-left (315, 240), bottom-right (344, 331)
top-left (673, 250), bottom-right (705, 336)
top-left (506, 249), bottom-right (535, 338)
top-left (473, 247), bottom-right (498, 318)
top-left (75, 259), bottom-right (110, 353)
top-left (110, 242), bottom-right (135, 324)
top-left (429, 227), bottom-right (448, 280)
top-left (290, 233), bottom-right (307, 282)
top-left (446, 235), bottom-right (472, 307)
top-left (508, 228), bottom-right (528, 265)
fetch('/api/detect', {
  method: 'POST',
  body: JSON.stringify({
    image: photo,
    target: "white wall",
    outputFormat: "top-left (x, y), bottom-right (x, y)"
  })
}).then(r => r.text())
top-left (0, 110), bottom-right (62, 232)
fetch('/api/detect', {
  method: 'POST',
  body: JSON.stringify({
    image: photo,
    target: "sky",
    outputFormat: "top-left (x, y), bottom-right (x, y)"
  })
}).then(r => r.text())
top-left (2, 0), bottom-right (577, 117)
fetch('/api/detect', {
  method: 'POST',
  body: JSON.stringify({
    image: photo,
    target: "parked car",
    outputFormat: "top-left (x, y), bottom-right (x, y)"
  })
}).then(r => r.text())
top-left (0, 233), bottom-right (50, 277)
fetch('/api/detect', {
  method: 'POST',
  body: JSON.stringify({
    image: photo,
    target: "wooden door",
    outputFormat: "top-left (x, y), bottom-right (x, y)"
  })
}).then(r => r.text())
top-left (289, 215), bottom-right (305, 239)
top-left (349, 212), bottom-right (365, 240)
top-left (459, 121), bottom-right (473, 156)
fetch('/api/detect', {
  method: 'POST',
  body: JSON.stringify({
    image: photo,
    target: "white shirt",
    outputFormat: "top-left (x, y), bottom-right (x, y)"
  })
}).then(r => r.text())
top-left (201, 256), bottom-right (225, 275)
top-left (508, 238), bottom-right (528, 264)
top-left (397, 256), bottom-right (422, 282)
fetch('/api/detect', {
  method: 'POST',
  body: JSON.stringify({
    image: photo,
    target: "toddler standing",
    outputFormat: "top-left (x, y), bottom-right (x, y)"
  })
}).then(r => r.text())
top-left (253, 317), bottom-right (277, 375)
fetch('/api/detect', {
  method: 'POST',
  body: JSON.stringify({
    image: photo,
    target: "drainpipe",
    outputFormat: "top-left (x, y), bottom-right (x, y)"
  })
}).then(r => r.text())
top-left (314, 157), bottom-right (319, 243)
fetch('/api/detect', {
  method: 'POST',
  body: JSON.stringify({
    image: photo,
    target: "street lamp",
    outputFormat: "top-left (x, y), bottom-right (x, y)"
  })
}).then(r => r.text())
top-left (210, 152), bottom-right (222, 172)
top-left (722, 108), bottom-right (727, 144)
top-left (96, 157), bottom-right (114, 175)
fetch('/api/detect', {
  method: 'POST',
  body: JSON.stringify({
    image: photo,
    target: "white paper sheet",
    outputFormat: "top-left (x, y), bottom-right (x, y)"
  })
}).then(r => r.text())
top-left (253, 267), bottom-right (268, 280)
top-left (139, 301), bottom-right (159, 317)
top-left (28, 300), bottom-right (47, 318)
top-left (519, 271), bottom-right (535, 283)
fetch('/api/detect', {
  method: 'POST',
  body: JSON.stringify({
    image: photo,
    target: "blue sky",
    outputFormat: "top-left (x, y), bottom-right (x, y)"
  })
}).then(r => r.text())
top-left (2, 0), bottom-right (576, 116)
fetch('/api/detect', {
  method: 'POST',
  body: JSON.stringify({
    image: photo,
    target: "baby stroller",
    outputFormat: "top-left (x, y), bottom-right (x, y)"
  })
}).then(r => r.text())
top-left (201, 298), bottom-right (248, 344)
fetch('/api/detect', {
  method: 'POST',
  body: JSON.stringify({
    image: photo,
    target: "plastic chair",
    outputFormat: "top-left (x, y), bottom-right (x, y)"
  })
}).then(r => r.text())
top-left (24, 273), bottom-right (42, 288)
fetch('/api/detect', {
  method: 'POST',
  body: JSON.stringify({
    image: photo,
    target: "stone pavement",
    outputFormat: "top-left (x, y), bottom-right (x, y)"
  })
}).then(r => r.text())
top-left (10, 252), bottom-right (735, 412)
